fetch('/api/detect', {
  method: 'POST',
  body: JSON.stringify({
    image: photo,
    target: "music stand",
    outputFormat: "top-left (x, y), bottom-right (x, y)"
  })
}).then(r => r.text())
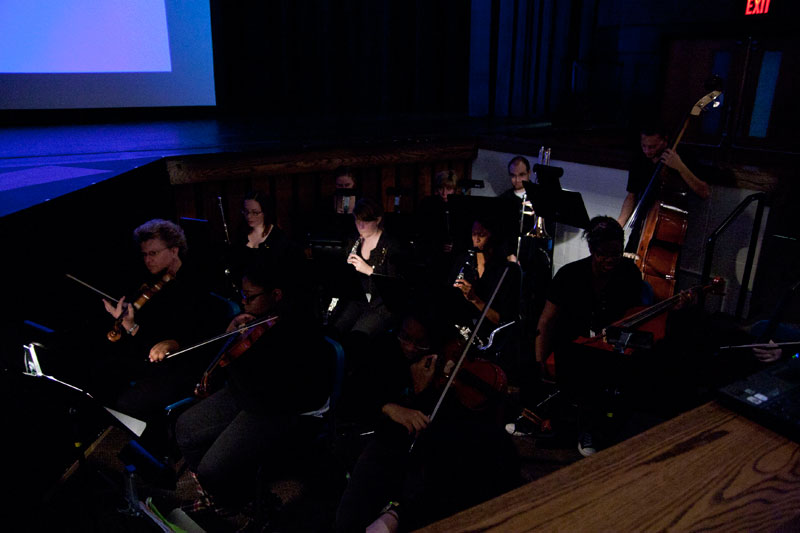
top-left (522, 181), bottom-right (590, 230)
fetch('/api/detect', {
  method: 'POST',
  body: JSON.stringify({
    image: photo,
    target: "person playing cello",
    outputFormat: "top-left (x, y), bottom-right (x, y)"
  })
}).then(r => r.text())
top-left (533, 216), bottom-right (644, 455)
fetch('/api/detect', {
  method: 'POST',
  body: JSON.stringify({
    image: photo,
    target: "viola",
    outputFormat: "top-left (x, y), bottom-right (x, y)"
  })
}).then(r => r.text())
top-left (544, 277), bottom-right (725, 377)
top-left (194, 315), bottom-right (279, 398)
top-left (107, 272), bottom-right (174, 342)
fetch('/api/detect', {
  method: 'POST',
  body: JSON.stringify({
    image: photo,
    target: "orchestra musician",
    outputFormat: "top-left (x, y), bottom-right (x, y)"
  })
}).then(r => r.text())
top-left (533, 216), bottom-right (644, 455)
top-left (331, 197), bottom-right (405, 338)
top-left (334, 311), bottom-right (519, 533)
top-left (617, 122), bottom-right (710, 252)
top-left (175, 260), bottom-right (330, 511)
top-left (231, 190), bottom-right (305, 280)
top-left (417, 170), bottom-right (459, 285)
top-left (451, 217), bottom-right (519, 328)
top-left (95, 219), bottom-right (216, 425)
top-left (334, 166), bottom-right (358, 214)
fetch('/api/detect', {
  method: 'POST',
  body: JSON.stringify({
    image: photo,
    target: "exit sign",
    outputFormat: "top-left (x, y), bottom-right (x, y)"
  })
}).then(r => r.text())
top-left (745, 0), bottom-right (771, 15)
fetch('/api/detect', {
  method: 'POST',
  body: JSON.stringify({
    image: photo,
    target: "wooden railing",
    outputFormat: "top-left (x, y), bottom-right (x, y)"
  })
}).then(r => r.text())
top-left (166, 140), bottom-right (478, 240)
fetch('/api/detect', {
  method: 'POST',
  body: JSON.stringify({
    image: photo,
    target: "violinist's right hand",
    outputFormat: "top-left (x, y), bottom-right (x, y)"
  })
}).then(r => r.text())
top-left (381, 403), bottom-right (430, 435)
top-left (103, 296), bottom-right (126, 319)
top-left (226, 313), bottom-right (257, 333)
top-left (104, 297), bottom-right (135, 330)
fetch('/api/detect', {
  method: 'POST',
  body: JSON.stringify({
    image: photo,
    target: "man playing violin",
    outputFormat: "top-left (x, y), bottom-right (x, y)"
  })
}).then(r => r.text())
top-left (94, 219), bottom-right (217, 428)
top-left (175, 260), bottom-right (330, 512)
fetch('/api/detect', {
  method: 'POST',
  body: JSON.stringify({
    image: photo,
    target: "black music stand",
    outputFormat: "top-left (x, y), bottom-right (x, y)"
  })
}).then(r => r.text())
top-left (522, 181), bottom-right (590, 230)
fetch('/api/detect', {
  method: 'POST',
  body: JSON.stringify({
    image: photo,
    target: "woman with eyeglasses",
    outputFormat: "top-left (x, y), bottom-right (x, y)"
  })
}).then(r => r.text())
top-left (230, 190), bottom-right (305, 283)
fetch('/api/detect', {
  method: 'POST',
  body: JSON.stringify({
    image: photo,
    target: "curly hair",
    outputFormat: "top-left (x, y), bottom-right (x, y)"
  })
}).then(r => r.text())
top-left (133, 219), bottom-right (187, 255)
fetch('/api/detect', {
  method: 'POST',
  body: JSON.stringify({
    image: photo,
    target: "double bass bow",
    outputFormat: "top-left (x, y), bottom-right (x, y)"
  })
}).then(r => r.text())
top-left (624, 81), bottom-right (723, 301)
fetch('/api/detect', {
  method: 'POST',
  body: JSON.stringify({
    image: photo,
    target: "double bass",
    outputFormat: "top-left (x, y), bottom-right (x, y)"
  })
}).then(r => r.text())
top-left (624, 85), bottom-right (722, 301)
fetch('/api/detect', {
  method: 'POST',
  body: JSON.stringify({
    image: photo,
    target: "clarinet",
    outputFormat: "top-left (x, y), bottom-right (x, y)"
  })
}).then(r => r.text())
top-left (347, 236), bottom-right (363, 261)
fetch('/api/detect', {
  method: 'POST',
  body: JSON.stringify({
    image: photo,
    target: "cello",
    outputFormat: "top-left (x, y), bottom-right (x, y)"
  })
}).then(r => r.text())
top-left (624, 85), bottom-right (722, 301)
top-left (544, 277), bottom-right (726, 378)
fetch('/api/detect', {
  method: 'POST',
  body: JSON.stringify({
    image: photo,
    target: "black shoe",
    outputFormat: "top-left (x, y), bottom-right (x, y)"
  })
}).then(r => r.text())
top-left (577, 432), bottom-right (596, 457)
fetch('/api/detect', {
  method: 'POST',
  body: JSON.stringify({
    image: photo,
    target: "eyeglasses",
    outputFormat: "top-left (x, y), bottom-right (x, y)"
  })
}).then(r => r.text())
top-left (141, 248), bottom-right (168, 258)
top-left (242, 209), bottom-right (263, 216)
top-left (396, 331), bottom-right (431, 353)
top-left (239, 290), bottom-right (265, 303)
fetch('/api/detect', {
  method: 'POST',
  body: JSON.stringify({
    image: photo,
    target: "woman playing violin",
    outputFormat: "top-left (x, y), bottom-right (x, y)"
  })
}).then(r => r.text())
top-left (335, 309), bottom-right (519, 533)
top-left (175, 260), bottom-right (330, 509)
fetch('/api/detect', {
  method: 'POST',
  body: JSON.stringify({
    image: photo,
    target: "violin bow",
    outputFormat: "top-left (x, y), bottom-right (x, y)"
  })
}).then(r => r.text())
top-left (410, 266), bottom-right (509, 452)
top-left (163, 315), bottom-right (279, 360)
top-left (65, 273), bottom-right (120, 305)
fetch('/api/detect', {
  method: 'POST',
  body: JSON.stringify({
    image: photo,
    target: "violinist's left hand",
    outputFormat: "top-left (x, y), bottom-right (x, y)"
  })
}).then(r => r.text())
top-left (226, 313), bottom-right (257, 333)
top-left (347, 253), bottom-right (374, 276)
top-left (149, 339), bottom-right (179, 362)
top-left (410, 354), bottom-right (438, 394)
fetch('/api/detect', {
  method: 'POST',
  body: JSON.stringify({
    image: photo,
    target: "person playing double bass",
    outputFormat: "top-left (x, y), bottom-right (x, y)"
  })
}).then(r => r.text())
top-left (617, 122), bottom-right (710, 253)
top-left (175, 260), bottom-right (330, 512)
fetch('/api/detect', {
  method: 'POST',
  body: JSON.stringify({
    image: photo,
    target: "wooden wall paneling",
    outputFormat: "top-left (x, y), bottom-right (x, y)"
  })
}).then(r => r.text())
top-left (164, 142), bottom-right (479, 186)
top-left (223, 179), bottom-right (252, 241)
top-left (319, 171), bottom-right (335, 213)
top-left (380, 166), bottom-right (397, 214)
top-left (360, 167), bottom-right (381, 204)
top-left (294, 172), bottom-right (316, 239)
top-left (274, 174), bottom-right (293, 234)
top-left (174, 185), bottom-right (197, 219)
top-left (395, 164), bottom-right (416, 214)
top-left (418, 163), bottom-right (433, 206)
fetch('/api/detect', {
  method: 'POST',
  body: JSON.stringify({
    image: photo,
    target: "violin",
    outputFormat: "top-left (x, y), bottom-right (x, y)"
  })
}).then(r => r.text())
top-left (107, 272), bottom-right (174, 342)
top-left (436, 335), bottom-right (508, 412)
top-left (544, 277), bottom-right (725, 377)
top-left (194, 315), bottom-right (279, 398)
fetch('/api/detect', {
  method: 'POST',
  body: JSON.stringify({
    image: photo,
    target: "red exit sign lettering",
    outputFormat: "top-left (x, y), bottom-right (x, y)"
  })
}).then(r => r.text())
top-left (745, 0), bottom-right (771, 15)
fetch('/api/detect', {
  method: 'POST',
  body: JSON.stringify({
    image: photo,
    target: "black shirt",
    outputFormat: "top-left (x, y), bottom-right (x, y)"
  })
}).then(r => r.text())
top-left (547, 256), bottom-right (643, 342)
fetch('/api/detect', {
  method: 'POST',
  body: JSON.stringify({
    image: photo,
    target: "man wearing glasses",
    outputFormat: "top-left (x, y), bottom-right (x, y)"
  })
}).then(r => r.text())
top-left (96, 219), bottom-right (216, 441)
